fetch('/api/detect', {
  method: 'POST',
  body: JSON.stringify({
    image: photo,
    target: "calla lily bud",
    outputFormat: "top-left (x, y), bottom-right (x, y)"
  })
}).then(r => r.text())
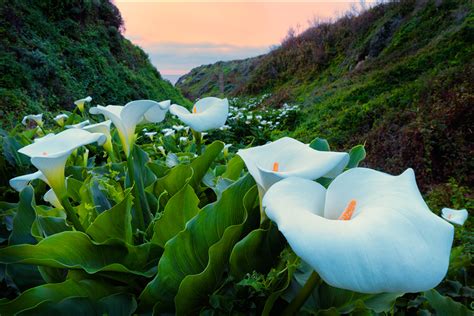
top-left (54, 114), bottom-right (69, 127)
top-left (74, 96), bottom-right (92, 112)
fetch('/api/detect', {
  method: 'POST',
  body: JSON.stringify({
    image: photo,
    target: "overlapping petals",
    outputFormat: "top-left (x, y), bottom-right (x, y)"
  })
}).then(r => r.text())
top-left (238, 137), bottom-right (349, 191)
top-left (18, 129), bottom-right (106, 198)
top-left (169, 97), bottom-right (228, 132)
top-left (90, 100), bottom-right (156, 156)
top-left (263, 168), bottom-right (454, 293)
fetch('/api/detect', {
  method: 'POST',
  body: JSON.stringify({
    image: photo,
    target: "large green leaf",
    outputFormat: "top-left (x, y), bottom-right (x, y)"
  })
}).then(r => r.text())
top-left (86, 190), bottom-right (133, 244)
top-left (0, 279), bottom-right (119, 315)
top-left (222, 155), bottom-right (245, 180)
top-left (229, 223), bottom-right (285, 280)
top-left (17, 293), bottom-right (137, 316)
top-left (139, 174), bottom-right (258, 313)
top-left (7, 186), bottom-right (44, 290)
top-left (424, 289), bottom-right (473, 316)
top-left (0, 231), bottom-right (161, 277)
top-left (151, 184), bottom-right (200, 247)
top-left (189, 141), bottom-right (224, 189)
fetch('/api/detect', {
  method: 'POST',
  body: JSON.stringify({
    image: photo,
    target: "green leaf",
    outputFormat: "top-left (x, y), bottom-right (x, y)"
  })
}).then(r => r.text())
top-left (347, 145), bottom-right (366, 169)
top-left (222, 155), bottom-right (245, 180)
top-left (17, 293), bottom-right (137, 316)
top-left (86, 190), bottom-right (133, 244)
top-left (0, 279), bottom-right (119, 315)
top-left (310, 138), bottom-right (330, 151)
top-left (32, 215), bottom-right (71, 240)
top-left (189, 141), bottom-right (224, 189)
top-left (140, 174), bottom-right (257, 313)
top-left (7, 186), bottom-right (44, 291)
top-left (424, 289), bottom-right (473, 316)
top-left (151, 184), bottom-right (200, 247)
top-left (229, 224), bottom-right (285, 280)
top-left (154, 165), bottom-right (193, 208)
top-left (66, 178), bottom-right (84, 203)
top-left (0, 231), bottom-right (161, 277)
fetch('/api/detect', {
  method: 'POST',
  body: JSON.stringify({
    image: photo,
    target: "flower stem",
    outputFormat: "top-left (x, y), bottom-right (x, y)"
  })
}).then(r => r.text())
top-left (192, 129), bottom-right (202, 154)
top-left (60, 197), bottom-right (85, 232)
top-left (127, 155), bottom-right (145, 231)
top-left (282, 271), bottom-right (320, 316)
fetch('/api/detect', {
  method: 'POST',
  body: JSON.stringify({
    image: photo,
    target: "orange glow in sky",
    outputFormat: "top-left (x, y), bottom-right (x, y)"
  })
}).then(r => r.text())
top-left (115, 1), bottom-right (365, 81)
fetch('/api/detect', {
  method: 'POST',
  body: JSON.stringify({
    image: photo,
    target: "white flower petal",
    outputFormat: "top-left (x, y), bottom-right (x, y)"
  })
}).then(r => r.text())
top-left (264, 170), bottom-right (454, 294)
top-left (44, 189), bottom-right (62, 209)
top-left (141, 100), bottom-right (169, 123)
top-left (441, 208), bottom-right (468, 226)
top-left (238, 137), bottom-right (349, 191)
top-left (22, 114), bottom-right (43, 126)
top-left (9, 170), bottom-right (48, 192)
top-left (18, 129), bottom-right (106, 197)
top-left (169, 97), bottom-right (228, 132)
top-left (65, 120), bottom-right (90, 129)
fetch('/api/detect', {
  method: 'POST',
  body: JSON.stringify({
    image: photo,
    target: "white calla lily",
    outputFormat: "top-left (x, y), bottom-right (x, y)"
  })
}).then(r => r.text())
top-left (18, 129), bottom-right (106, 199)
top-left (65, 120), bottom-right (90, 129)
top-left (21, 114), bottom-right (43, 127)
top-left (441, 208), bottom-right (468, 226)
top-left (263, 168), bottom-right (454, 293)
top-left (140, 100), bottom-right (171, 124)
top-left (82, 120), bottom-right (113, 153)
top-left (238, 137), bottom-right (349, 191)
top-left (169, 97), bottom-right (229, 132)
top-left (44, 189), bottom-right (62, 209)
top-left (89, 100), bottom-right (156, 156)
top-left (53, 114), bottom-right (69, 127)
top-left (144, 131), bottom-right (157, 141)
top-left (9, 170), bottom-right (48, 192)
top-left (74, 96), bottom-right (92, 112)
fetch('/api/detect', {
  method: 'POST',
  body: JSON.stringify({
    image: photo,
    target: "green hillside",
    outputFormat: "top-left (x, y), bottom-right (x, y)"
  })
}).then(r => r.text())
top-left (0, 0), bottom-right (188, 129)
top-left (176, 0), bottom-right (473, 191)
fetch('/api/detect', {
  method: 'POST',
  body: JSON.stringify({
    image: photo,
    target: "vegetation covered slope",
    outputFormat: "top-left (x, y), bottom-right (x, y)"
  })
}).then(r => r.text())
top-left (0, 0), bottom-right (188, 128)
top-left (176, 0), bottom-right (473, 191)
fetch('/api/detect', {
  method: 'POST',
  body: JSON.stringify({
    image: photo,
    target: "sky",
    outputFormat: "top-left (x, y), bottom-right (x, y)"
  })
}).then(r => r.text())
top-left (115, 1), bottom-right (372, 84)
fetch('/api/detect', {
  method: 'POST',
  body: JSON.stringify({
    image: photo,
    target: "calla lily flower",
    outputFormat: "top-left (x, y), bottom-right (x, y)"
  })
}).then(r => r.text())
top-left (441, 208), bottom-right (468, 226)
top-left (65, 120), bottom-right (90, 129)
top-left (9, 170), bottom-right (48, 192)
top-left (144, 131), bottom-right (157, 141)
top-left (74, 96), bottom-right (92, 112)
top-left (140, 100), bottom-right (171, 124)
top-left (82, 120), bottom-right (113, 153)
top-left (237, 137), bottom-right (349, 191)
top-left (89, 100), bottom-right (156, 156)
top-left (18, 129), bottom-right (106, 199)
top-left (21, 114), bottom-right (43, 127)
top-left (54, 114), bottom-right (69, 127)
top-left (262, 168), bottom-right (454, 293)
top-left (44, 189), bottom-right (62, 209)
top-left (169, 97), bottom-right (229, 132)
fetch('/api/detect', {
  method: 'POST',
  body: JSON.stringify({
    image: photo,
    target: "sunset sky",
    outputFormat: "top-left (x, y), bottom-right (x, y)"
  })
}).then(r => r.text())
top-left (115, 1), bottom-right (373, 83)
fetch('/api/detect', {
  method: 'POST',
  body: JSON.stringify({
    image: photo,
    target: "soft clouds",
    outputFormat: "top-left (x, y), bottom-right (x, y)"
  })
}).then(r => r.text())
top-left (144, 41), bottom-right (269, 77)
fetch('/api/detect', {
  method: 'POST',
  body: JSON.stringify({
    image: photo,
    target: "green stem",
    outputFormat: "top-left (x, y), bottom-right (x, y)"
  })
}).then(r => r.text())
top-left (282, 271), bottom-right (320, 316)
top-left (192, 129), bottom-right (202, 154)
top-left (257, 185), bottom-right (267, 224)
top-left (60, 197), bottom-right (85, 232)
top-left (127, 155), bottom-right (145, 231)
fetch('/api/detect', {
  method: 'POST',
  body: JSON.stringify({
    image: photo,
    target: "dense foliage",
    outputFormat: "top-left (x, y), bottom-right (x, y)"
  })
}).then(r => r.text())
top-left (176, 0), bottom-right (473, 192)
top-left (0, 106), bottom-right (471, 315)
top-left (0, 0), bottom-right (188, 129)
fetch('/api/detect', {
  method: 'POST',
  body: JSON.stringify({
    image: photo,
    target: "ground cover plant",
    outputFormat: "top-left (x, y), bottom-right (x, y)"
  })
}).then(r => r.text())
top-left (0, 97), bottom-right (471, 315)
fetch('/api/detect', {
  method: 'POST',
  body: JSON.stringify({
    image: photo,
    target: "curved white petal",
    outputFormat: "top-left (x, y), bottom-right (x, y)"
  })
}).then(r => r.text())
top-left (91, 101), bottom-right (154, 156)
top-left (22, 114), bottom-right (43, 126)
top-left (44, 189), bottom-right (62, 209)
top-left (18, 129), bottom-right (106, 198)
top-left (74, 96), bottom-right (92, 111)
top-left (34, 133), bottom-right (55, 143)
top-left (140, 100), bottom-right (169, 123)
top-left (264, 169), bottom-right (454, 294)
top-left (238, 137), bottom-right (349, 191)
top-left (65, 120), bottom-right (90, 129)
top-left (441, 208), bottom-right (468, 226)
top-left (9, 170), bottom-right (48, 192)
top-left (170, 97), bottom-right (228, 132)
